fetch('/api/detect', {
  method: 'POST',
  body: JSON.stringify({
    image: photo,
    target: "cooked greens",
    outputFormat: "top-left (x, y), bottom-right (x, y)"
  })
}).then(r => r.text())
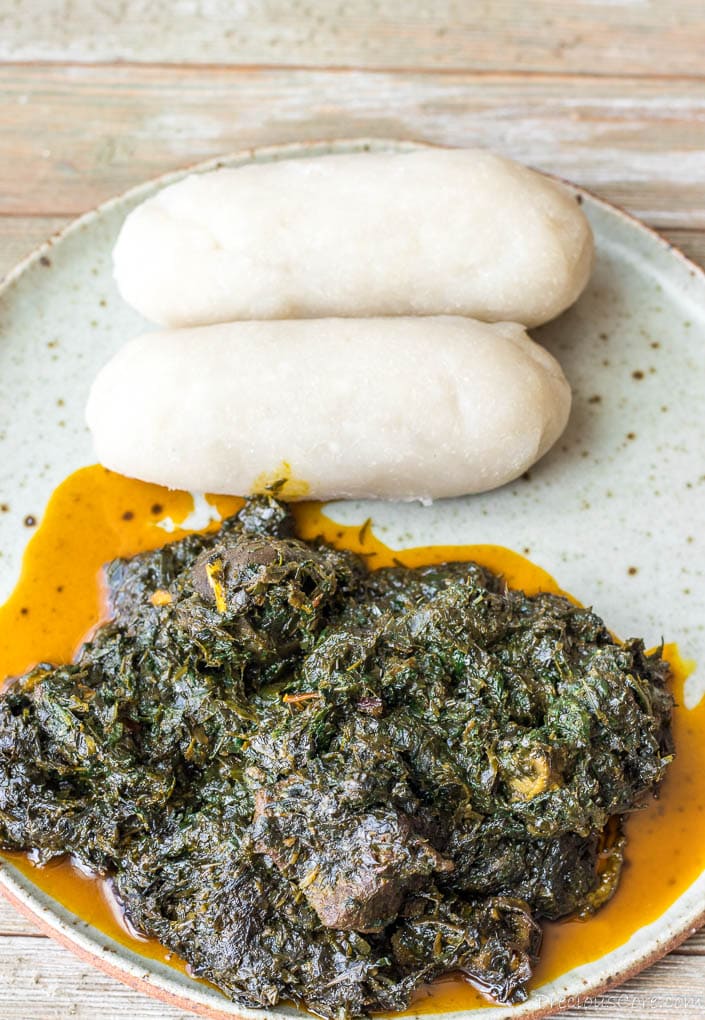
top-left (0, 498), bottom-right (674, 1016)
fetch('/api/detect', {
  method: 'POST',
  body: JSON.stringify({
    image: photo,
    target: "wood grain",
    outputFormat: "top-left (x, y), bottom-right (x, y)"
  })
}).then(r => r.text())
top-left (0, 895), bottom-right (42, 936)
top-left (1, 0), bottom-right (705, 76)
top-left (662, 229), bottom-right (705, 270)
top-left (2, 66), bottom-right (705, 227)
top-left (0, 934), bottom-right (201, 1019)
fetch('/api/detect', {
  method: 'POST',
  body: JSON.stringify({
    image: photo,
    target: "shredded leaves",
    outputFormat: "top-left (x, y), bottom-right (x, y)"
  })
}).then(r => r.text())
top-left (0, 498), bottom-right (674, 1017)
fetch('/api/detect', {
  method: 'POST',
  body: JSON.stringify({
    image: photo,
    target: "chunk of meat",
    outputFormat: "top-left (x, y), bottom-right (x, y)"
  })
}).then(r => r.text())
top-left (252, 780), bottom-right (452, 933)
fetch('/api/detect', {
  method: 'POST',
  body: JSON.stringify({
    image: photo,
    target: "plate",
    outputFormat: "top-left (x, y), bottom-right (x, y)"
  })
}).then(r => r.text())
top-left (1, 138), bottom-right (705, 1019)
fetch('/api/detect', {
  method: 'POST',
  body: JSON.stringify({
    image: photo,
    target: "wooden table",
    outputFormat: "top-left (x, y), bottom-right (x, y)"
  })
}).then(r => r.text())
top-left (1, 2), bottom-right (705, 1017)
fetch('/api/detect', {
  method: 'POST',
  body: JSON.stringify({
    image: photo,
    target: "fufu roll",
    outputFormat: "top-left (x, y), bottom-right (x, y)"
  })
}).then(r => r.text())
top-left (86, 316), bottom-right (571, 502)
top-left (113, 148), bottom-right (593, 329)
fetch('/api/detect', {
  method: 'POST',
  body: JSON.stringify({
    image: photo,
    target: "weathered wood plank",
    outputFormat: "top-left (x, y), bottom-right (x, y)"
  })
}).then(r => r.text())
top-left (2, 66), bottom-right (705, 228)
top-left (1, 0), bottom-right (705, 76)
top-left (0, 895), bottom-right (44, 936)
top-left (661, 229), bottom-right (705, 271)
top-left (0, 216), bottom-right (70, 280)
top-left (674, 927), bottom-right (705, 955)
top-left (0, 934), bottom-right (201, 1018)
top-left (0, 930), bottom-right (704, 1020)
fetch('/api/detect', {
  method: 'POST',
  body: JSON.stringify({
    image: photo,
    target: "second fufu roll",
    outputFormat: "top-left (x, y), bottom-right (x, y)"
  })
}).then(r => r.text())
top-left (86, 316), bottom-right (571, 502)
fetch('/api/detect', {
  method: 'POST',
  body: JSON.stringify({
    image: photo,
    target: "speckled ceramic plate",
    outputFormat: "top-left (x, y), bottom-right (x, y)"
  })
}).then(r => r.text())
top-left (1, 139), bottom-right (705, 1020)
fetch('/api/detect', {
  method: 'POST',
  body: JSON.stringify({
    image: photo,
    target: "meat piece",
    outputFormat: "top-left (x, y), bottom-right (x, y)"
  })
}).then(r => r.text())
top-left (252, 780), bottom-right (452, 933)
